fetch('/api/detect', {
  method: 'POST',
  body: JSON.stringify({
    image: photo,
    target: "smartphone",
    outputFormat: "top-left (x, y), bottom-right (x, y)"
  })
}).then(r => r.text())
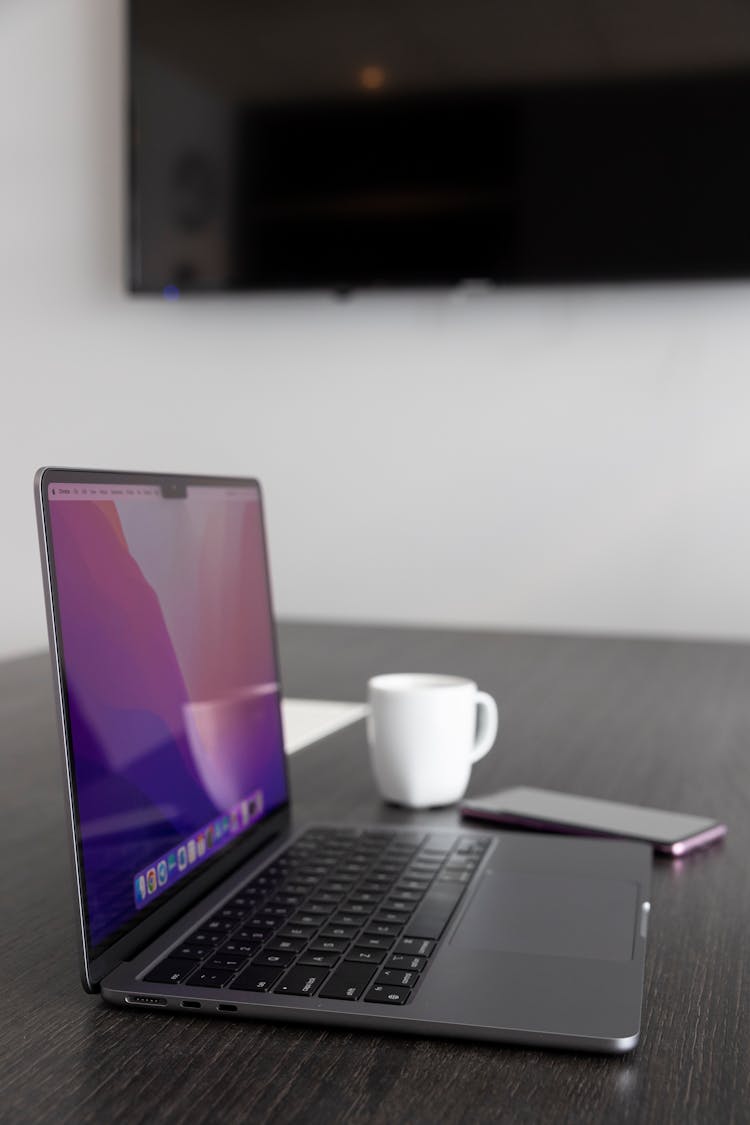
top-left (461, 786), bottom-right (727, 855)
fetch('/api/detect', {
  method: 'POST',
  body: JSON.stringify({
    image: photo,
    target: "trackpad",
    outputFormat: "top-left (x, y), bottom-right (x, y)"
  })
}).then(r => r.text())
top-left (451, 872), bottom-right (638, 961)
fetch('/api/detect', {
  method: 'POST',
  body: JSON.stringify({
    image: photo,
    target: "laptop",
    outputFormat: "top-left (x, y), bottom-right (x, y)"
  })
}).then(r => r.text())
top-left (35, 467), bottom-right (651, 1053)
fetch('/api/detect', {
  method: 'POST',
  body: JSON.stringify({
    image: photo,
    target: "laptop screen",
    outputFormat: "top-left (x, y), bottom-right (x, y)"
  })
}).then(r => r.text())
top-left (44, 476), bottom-right (288, 957)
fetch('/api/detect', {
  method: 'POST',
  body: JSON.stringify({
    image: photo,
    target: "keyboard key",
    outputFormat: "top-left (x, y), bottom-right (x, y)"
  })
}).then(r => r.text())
top-left (388, 889), bottom-right (422, 903)
top-left (394, 937), bottom-right (435, 957)
top-left (186, 967), bottom-right (234, 988)
top-left (309, 939), bottom-right (347, 954)
top-left (298, 952), bottom-right (339, 968)
top-left (222, 942), bottom-right (260, 958)
top-left (228, 895), bottom-right (255, 909)
top-left (236, 929), bottom-right (269, 944)
top-left (383, 899), bottom-right (417, 915)
top-left (376, 910), bottom-right (411, 925)
top-left (247, 916), bottom-right (277, 931)
top-left (321, 924), bottom-right (358, 940)
top-left (275, 966), bottom-right (329, 996)
top-left (266, 936), bottom-right (305, 954)
top-left (272, 894), bottom-right (303, 907)
top-left (359, 934), bottom-right (394, 950)
top-left (206, 918), bottom-right (234, 933)
top-left (144, 959), bottom-right (193, 984)
top-left (368, 867), bottom-right (397, 879)
top-left (218, 906), bottom-right (246, 920)
top-left (371, 869), bottom-right (401, 883)
top-left (207, 955), bottom-right (246, 970)
top-left (171, 945), bottom-right (209, 961)
top-left (333, 912), bottom-right (367, 928)
top-left (190, 931), bottom-right (223, 946)
top-left (376, 968), bottom-right (418, 988)
top-left (366, 921), bottom-right (400, 937)
top-left (291, 913), bottom-right (323, 928)
top-left (279, 924), bottom-right (316, 940)
top-left (356, 882), bottom-right (388, 895)
top-left (345, 947), bottom-right (385, 965)
top-left (232, 966), bottom-right (282, 992)
top-left (319, 962), bottom-right (377, 1000)
top-left (261, 904), bottom-right (291, 919)
top-left (386, 954), bottom-right (426, 972)
top-left (365, 984), bottom-right (410, 1005)
top-left (252, 950), bottom-right (295, 968)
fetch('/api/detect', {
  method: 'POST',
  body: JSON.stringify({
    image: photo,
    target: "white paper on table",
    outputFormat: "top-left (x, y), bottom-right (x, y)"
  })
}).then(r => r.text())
top-left (281, 698), bottom-right (368, 754)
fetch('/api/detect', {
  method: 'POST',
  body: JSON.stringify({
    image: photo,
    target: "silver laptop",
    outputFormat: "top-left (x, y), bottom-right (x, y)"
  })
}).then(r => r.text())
top-left (35, 467), bottom-right (651, 1053)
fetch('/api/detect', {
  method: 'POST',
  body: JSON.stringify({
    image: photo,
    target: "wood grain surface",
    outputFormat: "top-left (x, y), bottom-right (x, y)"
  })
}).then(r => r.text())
top-left (1, 622), bottom-right (748, 1124)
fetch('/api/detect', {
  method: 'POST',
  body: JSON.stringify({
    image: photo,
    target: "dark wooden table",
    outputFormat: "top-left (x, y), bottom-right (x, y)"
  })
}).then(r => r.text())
top-left (1, 622), bottom-right (748, 1124)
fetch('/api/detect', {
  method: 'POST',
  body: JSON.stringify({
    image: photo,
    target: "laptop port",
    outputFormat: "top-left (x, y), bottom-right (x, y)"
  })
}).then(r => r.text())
top-left (181, 1000), bottom-right (201, 1009)
top-left (217, 1003), bottom-right (237, 1012)
top-left (126, 995), bottom-right (167, 1006)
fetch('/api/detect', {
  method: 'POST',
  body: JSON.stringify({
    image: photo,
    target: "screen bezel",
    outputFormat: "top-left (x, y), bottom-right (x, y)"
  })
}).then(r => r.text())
top-left (35, 467), bottom-right (292, 990)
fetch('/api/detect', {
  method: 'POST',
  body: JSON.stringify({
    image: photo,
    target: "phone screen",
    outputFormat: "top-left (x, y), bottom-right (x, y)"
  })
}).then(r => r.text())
top-left (463, 787), bottom-right (724, 850)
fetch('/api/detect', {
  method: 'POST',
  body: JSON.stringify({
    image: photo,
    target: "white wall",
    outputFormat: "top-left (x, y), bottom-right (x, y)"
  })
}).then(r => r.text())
top-left (3, 0), bottom-right (750, 661)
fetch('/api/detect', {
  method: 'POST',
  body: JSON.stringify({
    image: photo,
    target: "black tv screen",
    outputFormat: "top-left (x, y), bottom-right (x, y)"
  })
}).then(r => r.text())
top-left (129, 0), bottom-right (750, 292)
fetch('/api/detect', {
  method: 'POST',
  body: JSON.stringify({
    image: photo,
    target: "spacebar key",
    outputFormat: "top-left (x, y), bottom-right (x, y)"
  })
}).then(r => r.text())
top-left (404, 884), bottom-right (466, 941)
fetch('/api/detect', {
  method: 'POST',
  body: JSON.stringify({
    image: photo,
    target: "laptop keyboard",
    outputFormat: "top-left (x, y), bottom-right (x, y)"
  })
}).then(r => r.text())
top-left (143, 827), bottom-right (489, 1005)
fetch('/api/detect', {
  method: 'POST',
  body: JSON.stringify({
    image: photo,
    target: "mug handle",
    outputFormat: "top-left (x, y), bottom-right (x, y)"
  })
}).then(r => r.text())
top-left (470, 691), bottom-right (498, 764)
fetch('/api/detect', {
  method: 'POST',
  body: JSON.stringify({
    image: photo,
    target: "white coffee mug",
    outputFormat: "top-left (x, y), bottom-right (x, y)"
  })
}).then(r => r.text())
top-left (366, 674), bottom-right (498, 809)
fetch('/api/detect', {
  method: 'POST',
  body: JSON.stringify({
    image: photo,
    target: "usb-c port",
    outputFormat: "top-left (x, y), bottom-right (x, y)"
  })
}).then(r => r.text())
top-left (217, 1003), bottom-right (237, 1012)
top-left (181, 1000), bottom-right (201, 1009)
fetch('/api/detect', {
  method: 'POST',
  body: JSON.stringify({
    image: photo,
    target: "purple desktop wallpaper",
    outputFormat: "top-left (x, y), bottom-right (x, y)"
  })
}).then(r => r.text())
top-left (48, 484), bottom-right (288, 951)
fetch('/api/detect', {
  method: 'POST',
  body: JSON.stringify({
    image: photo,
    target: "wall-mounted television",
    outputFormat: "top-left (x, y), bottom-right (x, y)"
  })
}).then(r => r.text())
top-left (129, 0), bottom-right (750, 293)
